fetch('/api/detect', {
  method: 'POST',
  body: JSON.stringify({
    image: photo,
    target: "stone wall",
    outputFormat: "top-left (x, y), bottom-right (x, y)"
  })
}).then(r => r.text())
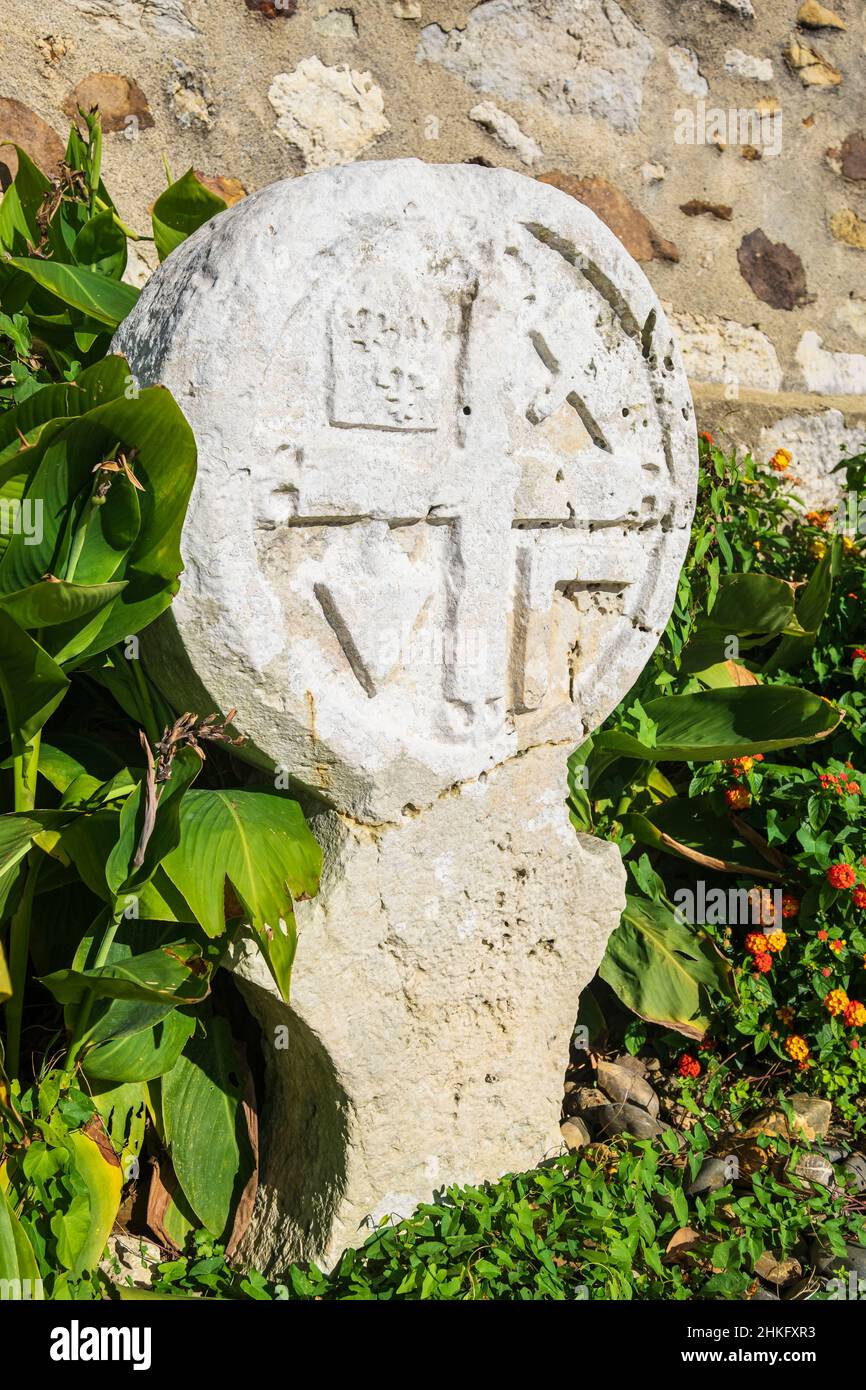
top-left (1, 0), bottom-right (865, 497)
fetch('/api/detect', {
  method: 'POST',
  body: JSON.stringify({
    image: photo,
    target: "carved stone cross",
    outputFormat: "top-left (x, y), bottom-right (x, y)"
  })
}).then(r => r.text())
top-left (115, 163), bottom-right (697, 1269)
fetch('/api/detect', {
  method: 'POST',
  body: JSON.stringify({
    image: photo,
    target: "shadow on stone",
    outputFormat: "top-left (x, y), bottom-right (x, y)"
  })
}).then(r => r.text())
top-left (233, 973), bottom-right (352, 1274)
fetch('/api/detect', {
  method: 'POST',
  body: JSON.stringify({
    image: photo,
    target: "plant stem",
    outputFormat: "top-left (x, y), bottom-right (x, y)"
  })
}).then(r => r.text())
top-left (12, 730), bottom-right (40, 813)
top-left (61, 907), bottom-right (122, 1080)
top-left (4, 854), bottom-right (41, 1080)
top-left (5, 730), bottom-right (42, 1078)
top-left (64, 501), bottom-right (94, 583)
top-left (129, 652), bottom-right (160, 747)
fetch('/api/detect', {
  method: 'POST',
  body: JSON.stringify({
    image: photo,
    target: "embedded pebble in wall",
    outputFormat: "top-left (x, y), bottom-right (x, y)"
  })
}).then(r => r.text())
top-left (468, 101), bottom-right (543, 167)
top-left (724, 48), bottom-right (774, 81)
top-left (667, 45), bottom-right (708, 99)
top-left (268, 57), bottom-right (390, 169)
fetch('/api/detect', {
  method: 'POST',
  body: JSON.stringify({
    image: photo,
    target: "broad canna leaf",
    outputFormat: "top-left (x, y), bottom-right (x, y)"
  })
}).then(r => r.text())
top-left (151, 169), bottom-right (227, 262)
top-left (0, 580), bottom-right (126, 669)
top-left (764, 538), bottom-right (840, 675)
top-left (0, 812), bottom-right (47, 881)
top-left (162, 788), bottom-right (322, 999)
top-left (622, 797), bottom-right (782, 878)
top-left (72, 208), bottom-right (128, 279)
top-left (39, 735), bottom-right (130, 794)
top-left (83, 1005), bottom-right (196, 1084)
top-left (0, 610), bottom-right (69, 751)
top-left (91, 1080), bottom-right (146, 1176)
top-left (0, 940), bottom-right (11, 1002)
top-left (60, 1130), bottom-right (122, 1276)
top-left (0, 147), bottom-right (51, 253)
top-left (682, 572), bottom-right (800, 673)
top-left (40, 940), bottom-right (211, 1008)
top-left (161, 1012), bottom-right (249, 1237)
top-left (600, 894), bottom-right (733, 1041)
top-left (0, 1181), bottom-right (41, 1291)
top-left (594, 685), bottom-right (841, 764)
top-left (6, 256), bottom-right (139, 327)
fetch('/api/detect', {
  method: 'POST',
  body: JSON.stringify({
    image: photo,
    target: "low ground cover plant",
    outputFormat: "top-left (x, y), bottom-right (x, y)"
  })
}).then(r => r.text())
top-left (574, 437), bottom-right (866, 1120)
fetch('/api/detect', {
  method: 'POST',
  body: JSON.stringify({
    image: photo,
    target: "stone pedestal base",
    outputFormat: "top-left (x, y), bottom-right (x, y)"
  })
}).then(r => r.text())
top-left (230, 745), bottom-right (625, 1273)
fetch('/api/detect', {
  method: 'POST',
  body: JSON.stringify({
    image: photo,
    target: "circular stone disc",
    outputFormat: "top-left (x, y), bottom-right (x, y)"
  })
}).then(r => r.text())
top-left (114, 160), bottom-right (697, 822)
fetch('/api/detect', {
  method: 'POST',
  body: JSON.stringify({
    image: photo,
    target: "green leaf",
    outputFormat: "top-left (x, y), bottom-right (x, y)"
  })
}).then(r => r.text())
top-left (162, 788), bottom-right (322, 999)
top-left (39, 735), bottom-right (129, 794)
top-left (40, 940), bottom-right (211, 1007)
top-left (594, 685), bottom-right (841, 764)
top-left (0, 355), bottom-right (131, 455)
top-left (764, 538), bottom-right (840, 674)
top-left (0, 385), bottom-right (197, 658)
top-left (599, 894), bottom-right (732, 1040)
top-left (72, 209), bottom-right (127, 279)
top-left (60, 1130), bottom-right (122, 1276)
top-left (6, 257), bottom-right (139, 328)
top-left (623, 796), bottom-right (778, 874)
top-left (151, 169), bottom-right (227, 262)
top-left (0, 147), bottom-right (51, 252)
top-left (682, 572), bottom-right (798, 673)
top-left (83, 1005), bottom-right (196, 1083)
top-left (90, 1080), bottom-right (146, 1168)
top-left (0, 1183), bottom-right (41, 1292)
top-left (0, 580), bottom-right (126, 666)
top-left (0, 812), bottom-right (46, 882)
top-left (161, 1013), bottom-right (248, 1236)
top-left (0, 610), bottom-right (69, 751)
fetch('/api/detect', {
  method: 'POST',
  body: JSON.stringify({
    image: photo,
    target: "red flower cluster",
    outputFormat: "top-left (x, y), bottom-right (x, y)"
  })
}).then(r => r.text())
top-left (678, 1054), bottom-right (701, 1079)
top-left (728, 754), bottom-right (763, 778)
top-left (725, 787), bottom-right (751, 809)
top-left (827, 863), bottom-right (857, 890)
top-left (819, 771), bottom-right (861, 796)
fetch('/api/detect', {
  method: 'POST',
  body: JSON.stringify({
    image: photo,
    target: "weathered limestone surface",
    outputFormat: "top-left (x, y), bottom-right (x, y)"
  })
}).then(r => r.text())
top-left (116, 161), bottom-right (695, 824)
top-left (759, 410), bottom-right (866, 510)
top-left (115, 160), bottom-right (696, 1267)
top-left (228, 745), bottom-right (625, 1272)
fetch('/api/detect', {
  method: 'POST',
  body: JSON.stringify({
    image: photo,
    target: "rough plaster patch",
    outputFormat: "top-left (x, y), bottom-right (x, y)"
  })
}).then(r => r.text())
top-left (759, 411), bottom-right (866, 510)
top-left (709, 0), bottom-right (755, 16)
top-left (667, 306), bottom-right (783, 392)
top-left (417, 0), bottom-right (654, 135)
top-left (166, 59), bottom-right (213, 130)
top-left (58, 0), bottom-right (197, 39)
top-left (313, 8), bottom-right (358, 39)
top-left (835, 295), bottom-right (866, 341)
top-left (668, 46), bottom-right (708, 98)
top-left (795, 331), bottom-right (866, 396)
